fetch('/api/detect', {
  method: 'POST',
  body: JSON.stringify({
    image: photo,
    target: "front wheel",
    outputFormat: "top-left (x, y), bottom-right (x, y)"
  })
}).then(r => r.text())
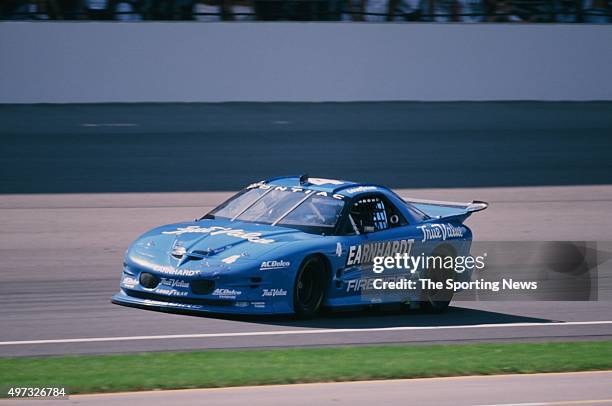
top-left (293, 256), bottom-right (326, 318)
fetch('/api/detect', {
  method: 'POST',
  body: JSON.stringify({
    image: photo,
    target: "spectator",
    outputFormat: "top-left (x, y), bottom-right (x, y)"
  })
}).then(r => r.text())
top-left (7, 0), bottom-right (59, 19)
top-left (343, 0), bottom-right (408, 21)
top-left (0, 0), bottom-right (609, 22)
top-left (458, 0), bottom-right (484, 21)
top-left (389, 0), bottom-right (422, 21)
top-left (230, 0), bottom-right (255, 20)
top-left (83, 0), bottom-right (114, 19)
top-left (483, 0), bottom-right (522, 21)
top-left (114, 0), bottom-right (142, 20)
top-left (362, 0), bottom-right (392, 21)
top-left (193, 0), bottom-right (254, 21)
top-left (583, 0), bottom-right (610, 22)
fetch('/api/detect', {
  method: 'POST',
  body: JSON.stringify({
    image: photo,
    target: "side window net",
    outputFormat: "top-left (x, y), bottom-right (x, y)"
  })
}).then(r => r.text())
top-left (352, 197), bottom-right (389, 232)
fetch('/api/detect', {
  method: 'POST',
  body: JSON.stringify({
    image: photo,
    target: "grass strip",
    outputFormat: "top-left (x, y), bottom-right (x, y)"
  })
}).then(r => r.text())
top-left (1, 341), bottom-right (611, 395)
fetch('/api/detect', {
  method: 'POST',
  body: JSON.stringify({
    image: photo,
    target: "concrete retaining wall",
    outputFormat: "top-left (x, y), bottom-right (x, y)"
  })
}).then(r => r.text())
top-left (1, 22), bottom-right (611, 102)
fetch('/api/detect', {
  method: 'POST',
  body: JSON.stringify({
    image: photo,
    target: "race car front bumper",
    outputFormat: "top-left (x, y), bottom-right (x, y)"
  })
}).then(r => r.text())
top-left (111, 289), bottom-right (281, 315)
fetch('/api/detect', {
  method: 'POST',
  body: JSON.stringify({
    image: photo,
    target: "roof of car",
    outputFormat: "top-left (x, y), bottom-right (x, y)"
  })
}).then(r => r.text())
top-left (263, 175), bottom-right (389, 197)
top-left (264, 175), bottom-right (357, 193)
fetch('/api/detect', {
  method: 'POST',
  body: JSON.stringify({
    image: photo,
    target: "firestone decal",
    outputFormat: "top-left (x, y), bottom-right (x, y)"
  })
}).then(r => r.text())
top-left (260, 260), bottom-right (291, 270)
top-left (162, 226), bottom-right (275, 244)
top-left (417, 223), bottom-right (465, 242)
top-left (346, 239), bottom-right (414, 266)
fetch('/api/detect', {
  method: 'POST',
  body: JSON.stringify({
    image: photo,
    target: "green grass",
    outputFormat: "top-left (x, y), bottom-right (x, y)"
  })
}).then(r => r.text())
top-left (2, 341), bottom-right (612, 395)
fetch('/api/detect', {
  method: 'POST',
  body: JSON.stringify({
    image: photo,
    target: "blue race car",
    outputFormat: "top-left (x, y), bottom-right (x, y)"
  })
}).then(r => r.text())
top-left (112, 175), bottom-right (487, 317)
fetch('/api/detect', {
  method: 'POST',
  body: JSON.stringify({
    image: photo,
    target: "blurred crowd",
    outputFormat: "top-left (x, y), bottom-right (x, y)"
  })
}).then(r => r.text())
top-left (1, 0), bottom-right (610, 22)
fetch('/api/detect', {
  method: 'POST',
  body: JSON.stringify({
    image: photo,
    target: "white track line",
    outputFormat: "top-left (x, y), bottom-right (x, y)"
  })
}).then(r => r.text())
top-left (475, 401), bottom-right (612, 406)
top-left (1, 320), bottom-right (611, 346)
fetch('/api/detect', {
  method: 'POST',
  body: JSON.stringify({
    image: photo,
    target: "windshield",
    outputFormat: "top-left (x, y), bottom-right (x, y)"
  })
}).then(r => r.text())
top-left (205, 187), bottom-right (345, 232)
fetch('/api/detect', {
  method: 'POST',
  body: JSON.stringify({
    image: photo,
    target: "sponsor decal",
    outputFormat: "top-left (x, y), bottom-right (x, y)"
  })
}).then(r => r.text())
top-left (212, 288), bottom-right (242, 299)
top-left (336, 242), bottom-right (343, 257)
top-left (121, 276), bottom-right (138, 288)
top-left (154, 288), bottom-right (188, 296)
top-left (235, 301), bottom-right (249, 308)
top-left (307, 178), bottom-right (345, 186)
top-left (262, 288), bottom-right (287, 297)
top-left (247, 184), bottom-right (345, 200)
top-left (162, 225), bottom-right (275, 244)
top-left (346, 239), bottom-right (414, 267)
top-left (246, 180), bottom-right (265, 189)
top-left (222, 255), bottom-right (241, 264)
top-left (417, 223), bottom-right (465, 242)
top-left (171, 245), bottom-right (187, 257)
top-left (342, 186), bottom-right (379, 195)
top-left (160, 277), bottom-right (189, 288)
top-left (153, 265), bottom-right (199, 277)
top-left (260, 260), bottom-right (291, 270)
top-left (251, 301), bottom-right (266, 308)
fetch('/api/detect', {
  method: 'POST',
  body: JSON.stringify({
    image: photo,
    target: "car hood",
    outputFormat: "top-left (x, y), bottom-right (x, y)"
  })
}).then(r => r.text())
top-left (130, 218), bottom-right (317, 263)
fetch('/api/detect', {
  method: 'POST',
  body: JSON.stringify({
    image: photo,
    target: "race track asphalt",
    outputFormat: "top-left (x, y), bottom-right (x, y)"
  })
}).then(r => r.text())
top-left (0, 102), bottom-right (611, 358)
top-left (1, 102), bottom-right (611, 194)
top-left (0, 186), bottom-right (611, 357)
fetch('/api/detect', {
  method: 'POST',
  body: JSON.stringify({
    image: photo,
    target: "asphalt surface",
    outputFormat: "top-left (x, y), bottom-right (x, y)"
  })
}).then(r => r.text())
top-left (1, 186), bottom-right (611, 357)
top-left (1, 102), bottom-right (612, 193)
top-left (3, 372), bottom-right (611, 406)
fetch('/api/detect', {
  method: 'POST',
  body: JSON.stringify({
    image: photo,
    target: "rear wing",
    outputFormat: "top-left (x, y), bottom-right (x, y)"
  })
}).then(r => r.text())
top-left (402, 197), bottom-right (488, 223)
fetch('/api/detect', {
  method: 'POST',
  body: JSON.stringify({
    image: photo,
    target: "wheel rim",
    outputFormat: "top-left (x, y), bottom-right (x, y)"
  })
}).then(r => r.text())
top-left (296, 261), bottom-right (319, 309)
top-left (424, 253), bottom-right (454, 306)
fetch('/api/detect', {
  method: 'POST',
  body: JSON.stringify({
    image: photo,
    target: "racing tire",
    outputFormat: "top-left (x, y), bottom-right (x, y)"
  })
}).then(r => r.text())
top-left (421, 246), bottom-right (456, 314)
top-left (293, 256), bottom-right (326, 318)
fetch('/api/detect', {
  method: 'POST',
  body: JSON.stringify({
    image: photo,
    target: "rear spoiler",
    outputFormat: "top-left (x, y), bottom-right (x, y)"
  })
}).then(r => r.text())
top-left (402, 197), bottom-right (488, 222)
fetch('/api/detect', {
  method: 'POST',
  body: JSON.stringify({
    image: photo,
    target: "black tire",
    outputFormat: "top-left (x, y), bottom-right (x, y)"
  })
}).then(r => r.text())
top-left (421, 246), bottom-right (456, 313)
top-left (293, 256), bottom-right (326, 318)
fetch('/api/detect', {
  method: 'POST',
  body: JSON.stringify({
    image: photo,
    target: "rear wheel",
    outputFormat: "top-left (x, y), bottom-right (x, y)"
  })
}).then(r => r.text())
top-left (293, 256), bottom-right (326, 318)
top-left (421, 246), bottom-right (456, 313)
